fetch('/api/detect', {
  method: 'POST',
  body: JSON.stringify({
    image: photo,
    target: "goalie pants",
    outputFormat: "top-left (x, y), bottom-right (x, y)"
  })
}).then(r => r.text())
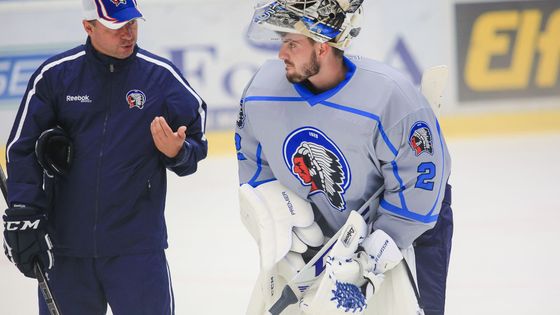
top-left (414, 183), bottom-right (453, 315)
top-left (38, 250), bottom-right (175, 315)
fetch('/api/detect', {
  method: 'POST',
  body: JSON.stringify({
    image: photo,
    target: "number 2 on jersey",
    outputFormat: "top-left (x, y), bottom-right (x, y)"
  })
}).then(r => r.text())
top-left (415, 162), bottom-right (435, 190)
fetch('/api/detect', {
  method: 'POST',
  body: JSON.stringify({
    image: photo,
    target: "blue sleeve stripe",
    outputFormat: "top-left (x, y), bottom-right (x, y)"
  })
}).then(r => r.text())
top-left (137, 53), bottom-right (207, 140)
top-left (248, 178), bottom-right (277, 188)
top-left (6, 50), bottom-right (86, 163)
top-left (390, 161), bottom-right (409, 210)
top-left (319, 100), bottom-right (379, 120)
top-left (247, 143), bottom-right (263, 186)
top-left (247, 143), bottom-right (277, 187)
top-left (379, 199), bottom-right (439, 223)
top-left (319, 101), bottom-right (399, 156)
top-left (244, 96), bottom-right (305, 102)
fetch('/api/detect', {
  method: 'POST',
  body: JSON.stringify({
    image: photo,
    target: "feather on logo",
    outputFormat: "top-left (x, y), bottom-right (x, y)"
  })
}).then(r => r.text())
top-left (409, 121), bottom-right (434, 156)
top-left (126, 90), bottom-right (146, 110)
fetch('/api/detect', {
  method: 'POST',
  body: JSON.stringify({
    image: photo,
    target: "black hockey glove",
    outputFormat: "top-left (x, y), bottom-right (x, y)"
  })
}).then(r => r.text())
top-left (35, 126), bottom-right (73, 176)
top-left (3, 206), bottom-right (54, 278)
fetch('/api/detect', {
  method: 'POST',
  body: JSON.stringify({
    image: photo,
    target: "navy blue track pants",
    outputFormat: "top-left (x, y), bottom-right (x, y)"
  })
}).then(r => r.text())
top-left (38, 250), bottom-right (174, 315)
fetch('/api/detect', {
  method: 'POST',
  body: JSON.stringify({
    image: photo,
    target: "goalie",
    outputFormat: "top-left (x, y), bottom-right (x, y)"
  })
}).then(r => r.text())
top-left (235, 1), bottom-right (453, 314)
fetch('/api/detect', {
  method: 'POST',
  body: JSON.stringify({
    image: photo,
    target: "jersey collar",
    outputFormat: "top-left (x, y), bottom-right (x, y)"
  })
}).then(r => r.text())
top-left (293, 56), bottom-right (356, 106)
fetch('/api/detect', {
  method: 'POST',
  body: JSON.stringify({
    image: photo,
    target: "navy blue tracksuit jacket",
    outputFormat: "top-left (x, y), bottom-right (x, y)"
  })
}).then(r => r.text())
top-left (5, 38), bottom-right (207, 258)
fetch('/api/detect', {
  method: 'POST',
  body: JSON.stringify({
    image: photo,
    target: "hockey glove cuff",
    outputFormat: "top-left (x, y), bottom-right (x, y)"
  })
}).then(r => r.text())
top-left (3, 206), bottom-right (54, 278)
top-left (359, 229), bottom-right (403, 275)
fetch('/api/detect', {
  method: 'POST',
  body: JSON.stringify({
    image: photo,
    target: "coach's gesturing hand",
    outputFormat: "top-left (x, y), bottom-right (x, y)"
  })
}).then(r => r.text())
top-left (150, 116), bottom-right (187, 158)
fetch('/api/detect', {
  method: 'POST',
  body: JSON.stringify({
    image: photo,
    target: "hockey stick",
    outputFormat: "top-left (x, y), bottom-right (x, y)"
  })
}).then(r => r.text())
top-left (268, 185), bottom-right (385, 315)
top-left (421, 65), bottom-right (449, 118)
top-left (0, 166), bottom-right (62, 315)
top-left (0, 166), bottom-right (6, 204)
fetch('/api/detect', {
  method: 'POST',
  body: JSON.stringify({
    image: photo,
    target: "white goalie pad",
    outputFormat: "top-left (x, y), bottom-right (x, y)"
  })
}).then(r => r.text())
top-left (246, 252), bottom-right (305, 315)
top-left (239, 180), bottom-right (321, 271)
top-left (366, 248), bottom-right (422, 315)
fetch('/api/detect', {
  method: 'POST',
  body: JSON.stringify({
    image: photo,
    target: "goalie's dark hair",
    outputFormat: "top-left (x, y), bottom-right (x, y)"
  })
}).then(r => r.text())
top-left (306, 37), bottom-right (345, 59)
top-left (331, 46), bottom-right (345, 59)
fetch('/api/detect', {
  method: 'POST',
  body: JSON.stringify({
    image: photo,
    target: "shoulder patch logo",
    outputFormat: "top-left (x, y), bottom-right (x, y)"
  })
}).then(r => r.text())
top-left (283, 127), bottom-right (351, 212)
top-left (126, 90), bottom-right (146, 110)
top-left (409, 121), bottom-right (433, 156)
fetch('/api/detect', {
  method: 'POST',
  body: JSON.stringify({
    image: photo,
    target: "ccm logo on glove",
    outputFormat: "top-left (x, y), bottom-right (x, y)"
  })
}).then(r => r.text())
top-left (4, 220), bottom-right (41, 231)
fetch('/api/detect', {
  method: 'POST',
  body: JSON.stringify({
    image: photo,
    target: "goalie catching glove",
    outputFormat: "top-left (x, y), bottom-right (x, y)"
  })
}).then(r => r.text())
top-left (300, 212), bottom-right (403, 314)
top-left (3, 205), bottom-right (54, 278)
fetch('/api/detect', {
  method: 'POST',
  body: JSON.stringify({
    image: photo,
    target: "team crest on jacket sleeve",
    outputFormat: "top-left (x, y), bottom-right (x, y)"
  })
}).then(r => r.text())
top-left (409, 121), bottom-right (433, 156)
top-left (126, 90), bottom-right (146, 109)
top-left (283, 127), bottom-right (351, 211)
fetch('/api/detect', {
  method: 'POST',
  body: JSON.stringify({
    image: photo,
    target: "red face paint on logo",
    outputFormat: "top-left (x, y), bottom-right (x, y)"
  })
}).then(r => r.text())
top-left (283, 127), bottom-right (351, 211)
top-left (409, 121), bottom-right (433, 156)
top-left (126, 89), bottom-right (146, 109)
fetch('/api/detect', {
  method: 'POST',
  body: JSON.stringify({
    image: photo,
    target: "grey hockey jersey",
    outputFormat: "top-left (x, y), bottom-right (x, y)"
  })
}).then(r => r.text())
top-left (235, 56), bottom-right (451, 248)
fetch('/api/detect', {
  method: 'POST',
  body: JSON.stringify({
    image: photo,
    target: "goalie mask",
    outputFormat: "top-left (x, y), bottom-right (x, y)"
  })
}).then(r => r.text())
top-left (248, 0), bottom-right (364, 50)
top-left (35, 126), bottom-right (74, 177)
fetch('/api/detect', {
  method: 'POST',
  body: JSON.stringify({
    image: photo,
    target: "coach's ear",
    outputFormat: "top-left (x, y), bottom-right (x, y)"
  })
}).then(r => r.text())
top-left (83, 20), bottom-right (95, 36)
top-left (35, 126), bottom-right (73, 177)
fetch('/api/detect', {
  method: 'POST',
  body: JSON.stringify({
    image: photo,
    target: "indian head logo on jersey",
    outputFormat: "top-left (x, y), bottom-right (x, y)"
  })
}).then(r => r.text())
top-left (283, 127), bottom-right (351, 211)
top-left (126, 90), bottom-right (146, 110)
top-left (409, 121), bottom-right (433, 156)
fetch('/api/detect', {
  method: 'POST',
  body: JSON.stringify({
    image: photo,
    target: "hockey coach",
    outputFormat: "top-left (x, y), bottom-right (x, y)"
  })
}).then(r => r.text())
top-left (2, 0), bottom-right (207, 314)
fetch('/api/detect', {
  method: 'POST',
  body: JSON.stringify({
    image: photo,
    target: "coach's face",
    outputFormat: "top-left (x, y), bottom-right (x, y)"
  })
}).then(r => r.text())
top-left (83, 19), bottom-right (138, 59)
top-left (278, 33), bottom-right (320, 83)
